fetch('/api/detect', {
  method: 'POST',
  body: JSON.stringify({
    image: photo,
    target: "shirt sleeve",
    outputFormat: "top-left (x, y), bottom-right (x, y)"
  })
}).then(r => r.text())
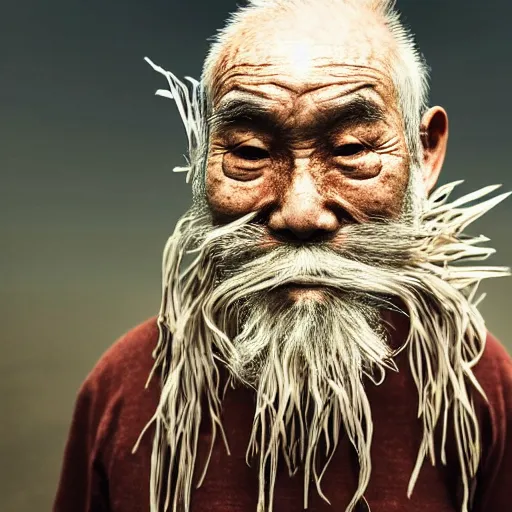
top-left (53, 377), bottom-right (110, 512)
top-left (472, 342), bottom-right (512, 511)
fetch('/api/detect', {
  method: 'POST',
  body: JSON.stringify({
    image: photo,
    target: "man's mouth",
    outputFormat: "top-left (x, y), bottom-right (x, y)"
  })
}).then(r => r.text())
top-left (282, 283), bottom-right (324, 289)
top-left (279, 282), bottom-right (326, 301)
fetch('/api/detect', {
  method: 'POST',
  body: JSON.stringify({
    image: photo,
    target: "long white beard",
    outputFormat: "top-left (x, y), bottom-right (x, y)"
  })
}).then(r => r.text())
top-left (133, 180), bottom-right (509, 512)
top-left (138, 61), bottom-right (510, 512)
top-left (232, 289), bottom-right (390, 511)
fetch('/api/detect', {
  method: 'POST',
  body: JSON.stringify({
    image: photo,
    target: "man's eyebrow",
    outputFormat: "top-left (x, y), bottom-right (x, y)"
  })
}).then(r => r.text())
top-left (208, 97), bottom-right (280, 134)
top-left (208, 95), bottom-right (387, 139)
top-left (314, 96), bottom-right (386, 133)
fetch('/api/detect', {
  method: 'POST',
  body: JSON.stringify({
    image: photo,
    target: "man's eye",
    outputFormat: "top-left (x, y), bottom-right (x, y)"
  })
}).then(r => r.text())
top-left (231, 145), bottom-right (270, 161)
top-left (333, 143), bottom-right (366, 157)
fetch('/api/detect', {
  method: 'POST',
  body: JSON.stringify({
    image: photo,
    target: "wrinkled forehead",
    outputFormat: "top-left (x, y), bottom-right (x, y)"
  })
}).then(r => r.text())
top-left (208, 9), bottom-right (398, 106)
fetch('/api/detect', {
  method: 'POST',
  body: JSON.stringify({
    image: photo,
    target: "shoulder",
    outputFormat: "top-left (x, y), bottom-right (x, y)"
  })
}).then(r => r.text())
top-left (55, 317), bottom-right (161, 509)
top-left (70, 316), bottom-right (161, 453)
top-left (78, 316), bottom-right (160, 410)
top-left (90, 316), bottom-right (159, 384)
top-left (471, 340), bottom-right (512, 508)
top-left (474, 332), bottom-right (512, 394)
top-left (472, 332), bottom-right (512, 457)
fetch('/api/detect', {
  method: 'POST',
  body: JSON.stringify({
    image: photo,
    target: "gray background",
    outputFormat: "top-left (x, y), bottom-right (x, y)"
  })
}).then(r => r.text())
top-left (1, 1), bottom-right (511, 510)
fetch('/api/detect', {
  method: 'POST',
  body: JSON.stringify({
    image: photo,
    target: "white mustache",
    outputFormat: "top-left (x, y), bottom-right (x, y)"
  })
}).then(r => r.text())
top-left (206, 245), bottom-right (412, 317)
top-left (145, 181), bottom-right (508, 512)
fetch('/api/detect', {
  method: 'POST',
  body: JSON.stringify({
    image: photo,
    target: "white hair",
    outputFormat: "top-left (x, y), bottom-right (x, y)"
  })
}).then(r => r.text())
top-left (140, 53), bottom-right (511, 512)
top-left (146, 1), bottom-right (432, 213)
top-left (201, 0), bottom-right (431, 210)
top-left (135, 179), bottom-right (510, 512)
top-left (200, 0), bottom-right (429, 218)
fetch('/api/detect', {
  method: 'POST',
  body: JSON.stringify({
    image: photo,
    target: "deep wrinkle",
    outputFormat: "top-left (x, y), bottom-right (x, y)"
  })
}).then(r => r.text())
top-left (206, 72), bottom-right (408, 225)
top-left (106, 3), bottom-right (508, 512)
top-left (205, 27), bottom-right (412, 225)
top-left (209, 94), bottom-right (387, 143)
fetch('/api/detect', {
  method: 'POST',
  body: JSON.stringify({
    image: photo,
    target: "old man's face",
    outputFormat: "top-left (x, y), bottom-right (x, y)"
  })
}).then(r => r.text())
top-left (205, 28), bottom-right (412, 244)
top-left (144, 3), bottom-right (504, 511)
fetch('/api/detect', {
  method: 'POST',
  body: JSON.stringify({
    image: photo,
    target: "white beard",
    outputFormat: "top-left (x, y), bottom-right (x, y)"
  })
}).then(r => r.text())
top-left (230, 288), bottom-right (390, 510)
top-left (139, 61), bottom-right (510, 512)
top-left (132, 181), bottom-right (509, 512)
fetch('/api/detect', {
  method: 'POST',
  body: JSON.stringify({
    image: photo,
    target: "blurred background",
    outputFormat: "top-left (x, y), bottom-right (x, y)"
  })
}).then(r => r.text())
top-left (1, 0), bottom-right (511, 510)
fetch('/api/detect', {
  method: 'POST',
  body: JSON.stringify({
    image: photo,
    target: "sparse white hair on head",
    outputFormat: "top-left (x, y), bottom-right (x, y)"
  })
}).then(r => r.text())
top-left (202, 0), bottom-right (430, 165)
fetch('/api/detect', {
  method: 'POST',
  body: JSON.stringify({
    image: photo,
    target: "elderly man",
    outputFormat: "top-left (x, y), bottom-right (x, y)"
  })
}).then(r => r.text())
top-left (54, 1), bottom-right (511, 511)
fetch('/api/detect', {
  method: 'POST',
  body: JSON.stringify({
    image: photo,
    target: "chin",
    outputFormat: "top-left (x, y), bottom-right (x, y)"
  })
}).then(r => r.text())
top-left (284, 285), bottom-right (327, 302)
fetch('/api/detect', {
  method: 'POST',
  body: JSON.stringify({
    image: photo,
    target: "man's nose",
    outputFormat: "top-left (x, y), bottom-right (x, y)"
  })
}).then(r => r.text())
top-left (267, 169), bottom-right (341, 241)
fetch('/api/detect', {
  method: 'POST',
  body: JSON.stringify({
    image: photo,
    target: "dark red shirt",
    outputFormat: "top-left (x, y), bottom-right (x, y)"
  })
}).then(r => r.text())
top-left (53, 317), bottom-right (512, 511)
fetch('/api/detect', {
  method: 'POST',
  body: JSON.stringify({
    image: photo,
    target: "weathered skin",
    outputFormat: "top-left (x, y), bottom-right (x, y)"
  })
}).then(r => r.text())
top-left (205, 5), bottom-right (448, 242)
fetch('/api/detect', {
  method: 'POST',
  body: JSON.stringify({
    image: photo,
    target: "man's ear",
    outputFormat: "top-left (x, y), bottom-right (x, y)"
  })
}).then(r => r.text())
top-left (419, 106), bottom-right (449, 195)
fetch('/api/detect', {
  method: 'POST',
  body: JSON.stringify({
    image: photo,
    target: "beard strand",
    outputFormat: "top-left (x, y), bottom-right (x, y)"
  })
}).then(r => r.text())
top-left (235, 293), bottom-right (388, 511)
top-left (133, 181), bottom-right (510, 512)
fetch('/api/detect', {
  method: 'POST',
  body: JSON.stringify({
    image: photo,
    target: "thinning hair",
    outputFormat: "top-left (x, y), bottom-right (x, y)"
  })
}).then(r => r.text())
top-left (140, 51), bottom-right (511, 512)
top-left (139, 7), bottom-right (510, 509)
top-left (202, 0), bottom-right (430, 165)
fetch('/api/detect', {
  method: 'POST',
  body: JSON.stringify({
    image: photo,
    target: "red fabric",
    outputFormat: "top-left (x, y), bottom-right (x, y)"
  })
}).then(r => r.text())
top-left (53, 316), bottom-right (512, 511)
